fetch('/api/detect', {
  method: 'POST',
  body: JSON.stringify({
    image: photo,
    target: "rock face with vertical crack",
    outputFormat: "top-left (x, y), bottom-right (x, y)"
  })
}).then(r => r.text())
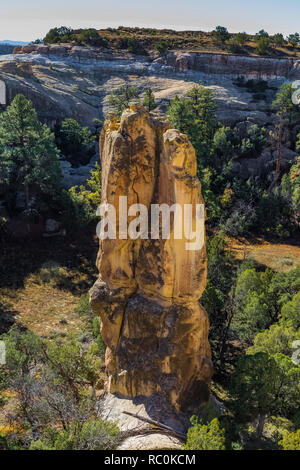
top-left (90, 106), bottom-right (213, 412)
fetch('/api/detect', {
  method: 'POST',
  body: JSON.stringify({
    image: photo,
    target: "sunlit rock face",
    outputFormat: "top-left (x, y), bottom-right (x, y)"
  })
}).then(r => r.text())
top-left (90, 106), bottom-right (212, 411)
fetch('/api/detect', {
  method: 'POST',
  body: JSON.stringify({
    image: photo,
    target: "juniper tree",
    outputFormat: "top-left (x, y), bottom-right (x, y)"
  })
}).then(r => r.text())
top-left (143, 88), bottom-right (157, 112)
top-left (107, 86), bottom-right (139, 117)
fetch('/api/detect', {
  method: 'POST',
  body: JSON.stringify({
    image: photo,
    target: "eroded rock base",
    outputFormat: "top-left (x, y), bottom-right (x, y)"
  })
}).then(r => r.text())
top-left (91, 106), bottom-right (213, 412)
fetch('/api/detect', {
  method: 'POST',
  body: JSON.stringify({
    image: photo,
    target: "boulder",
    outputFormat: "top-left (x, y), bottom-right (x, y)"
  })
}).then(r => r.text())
top-left (44, 218), bottom-right (60, 233)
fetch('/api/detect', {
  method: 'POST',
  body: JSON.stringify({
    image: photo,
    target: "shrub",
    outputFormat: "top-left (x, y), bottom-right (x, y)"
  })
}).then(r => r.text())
top-left (247, 323), bottom-right (300, 357)
top-left (30, 418), bottom-right (120, 450)
top-left (61, 162), bottom-right (101, 229)
top-left (280, 292), bottom-right (300, 330)
top-left (256, 30), bottom-right (269, 39)
top-left (43, 26), bottom-right (74, 44)
top-left (231, 352), bottom-right (300, 436)
top-left (108, 86), bottom-right (140, 116)
top-left (279, 430), bottom-right (300, 450)
top-left (287, 33), bottom-right (300, 47)
top-left (167, 86), bottom-right (217, 169)
top-left (184, 417), bottom-right (226, 450)
top-left (77, 29), bottom-right (103, 46)
top-left (221, 200), bottom-right (256, 237)
top-left (56, 118), bottom-right (96, 166)
top-left (226, 32), bottom-right (248, 53)
top-left (238, 124), bottom-right (266, 158)
top-left (231, 268), bottom-right (276, 342)
top-left (154, 40), bottom-right (170, 53)
top-left (272, 33), bottom-right (285, 47)
top-left (75, 294), bottom-right (105, 360)
top-left (212, 26), bottom-right (230, 45)
top-left (255, 36), bottom-right (271, 55)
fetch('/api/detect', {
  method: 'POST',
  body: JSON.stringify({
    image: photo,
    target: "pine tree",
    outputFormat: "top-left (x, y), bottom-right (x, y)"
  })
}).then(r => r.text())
top-left (143, 88), bottom-right (157, 112)
top-left (167, 86), bottom-right (217, 168)
top-left (107, 86), bottom-right (139, 117)
top-left (0, 94), bottom-right (61, 210)
top-left (184, 417), bottom-right (226, 450)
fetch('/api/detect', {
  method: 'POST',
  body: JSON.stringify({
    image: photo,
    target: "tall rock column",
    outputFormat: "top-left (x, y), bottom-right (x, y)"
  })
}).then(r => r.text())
top-left (90, 106), bottom-right (213, 411)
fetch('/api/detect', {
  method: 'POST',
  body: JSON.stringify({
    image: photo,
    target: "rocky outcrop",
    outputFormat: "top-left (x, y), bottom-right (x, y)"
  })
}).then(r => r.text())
top-left (12, 45), bottom-right (300, 80)
top-left (0, 46), bottom-right (298, 182)
top-left (162, 52), bottom-right (298, 80)
top-left (90, 106), bottom-right (212, 412)
top-left (0, 46), bottom-right (296, 131)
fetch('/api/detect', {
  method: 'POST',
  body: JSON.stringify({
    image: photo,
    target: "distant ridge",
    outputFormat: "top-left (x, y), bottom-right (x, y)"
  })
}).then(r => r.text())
top-left (0, 40), bottom-right (30, 46)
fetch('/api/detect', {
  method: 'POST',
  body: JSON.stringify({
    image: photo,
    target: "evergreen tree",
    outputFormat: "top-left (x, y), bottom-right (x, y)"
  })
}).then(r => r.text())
top-left (287, 33), bottom-right (300, 47)
top-left (108, 86), bottom-right (139, 117)
top-left (143, 88), bottom-right (157, 112)
top-left (231, 352), bottom-right (300, 437)
top-left (272, 83), bottom-right (300, 185)
top-left (212, 26), bottom-right (230, 45)
top-left (0, 94), bottom-right (61, 210)
top-left (184, 417), bottom-right (226, 450)
top-left (56, 118), bottom-right (95, 165)
top-left (167, 85), bottom-right (217, 168)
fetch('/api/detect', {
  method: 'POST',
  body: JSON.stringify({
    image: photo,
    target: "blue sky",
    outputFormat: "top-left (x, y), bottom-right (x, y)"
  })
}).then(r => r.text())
top-left (1, 0), bottom-right (299, 41)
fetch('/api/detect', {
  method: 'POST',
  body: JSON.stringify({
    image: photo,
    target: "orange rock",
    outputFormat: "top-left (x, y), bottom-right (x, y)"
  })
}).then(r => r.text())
top-left (90, 106), bottom-right (212, 411)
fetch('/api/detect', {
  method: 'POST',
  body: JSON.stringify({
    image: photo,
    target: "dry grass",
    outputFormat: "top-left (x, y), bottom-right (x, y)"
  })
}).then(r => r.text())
top-left (227, 237), bottom-right (300, 272)
top-left (0, 267), bottom-right (85, 338)
top-left (0, 233), bottom-right (98, 338)
top-left (96, 27), bottom-right (300, 58)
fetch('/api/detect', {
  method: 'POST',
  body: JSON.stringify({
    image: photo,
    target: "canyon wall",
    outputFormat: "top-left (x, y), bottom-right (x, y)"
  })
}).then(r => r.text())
top-left (12, 45), bottom-right (300, 80)
top-left (0, 46), bottom-right (298, 131)
top-left (0, 46), bottom-right (298, 183)
top-left (90, 106), bottom-right (212, 411)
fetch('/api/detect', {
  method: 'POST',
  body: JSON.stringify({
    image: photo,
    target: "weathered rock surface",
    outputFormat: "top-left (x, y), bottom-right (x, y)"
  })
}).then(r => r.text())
top-left (12, 45), bottom-right (300, 80)
top-left (90, 106), bottom-right (212, 414)
top-left (0, 46), bottom-right (298, 130)
top-left (117, 434), bottom-right (182, 450)
top-left (0, 46), bottom-right (298, 182)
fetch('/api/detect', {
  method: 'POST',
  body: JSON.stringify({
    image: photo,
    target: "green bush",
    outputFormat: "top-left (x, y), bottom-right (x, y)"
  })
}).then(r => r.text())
top-left (238, 124), bottom-right (266, 158)
top-left (56, 118), bottom-right (96, 166)
top-left (60, 162), bottom-right (101, 229)
top-left (184, 417), bottom-right (226, 450)
top-left (280, 292), bottom-right (300, 330)
top-left (212, 26), bottom-right (230, 45)
top-left (231, 352), bottom-right (300, 437)
top-left (272, 33), bottom-right (285, 47)
top-left (154, 40), bottom-right (170, 53)
top-left (226, 32), bottom-right (248, 53)
top-left (279, 430), bottom-right (300, 450)
top-left (287, 33), bottom-right (300, 47)
top-left (255, 36), bottom-right (271, 55)
top-left (30, 418), bottom-right (120, 450)
top-left (118, 37), bottom-right (144, 54)
top-left (248, 323), bottom-right (300, 356)
top-left (75, 294), bottom-right (106, 360)
top-left (108, 86), bottom-right (140, 117)
top-left (43, 26), bottom-right (74, 44)
top-left (77, 29), bottom-right (104, 46)
top-left (143, 88), bottom-right (157, 112)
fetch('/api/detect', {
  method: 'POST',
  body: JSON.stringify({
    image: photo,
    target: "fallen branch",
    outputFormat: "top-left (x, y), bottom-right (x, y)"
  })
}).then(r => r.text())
top-left (122, 411), bottom-right (186, 440)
